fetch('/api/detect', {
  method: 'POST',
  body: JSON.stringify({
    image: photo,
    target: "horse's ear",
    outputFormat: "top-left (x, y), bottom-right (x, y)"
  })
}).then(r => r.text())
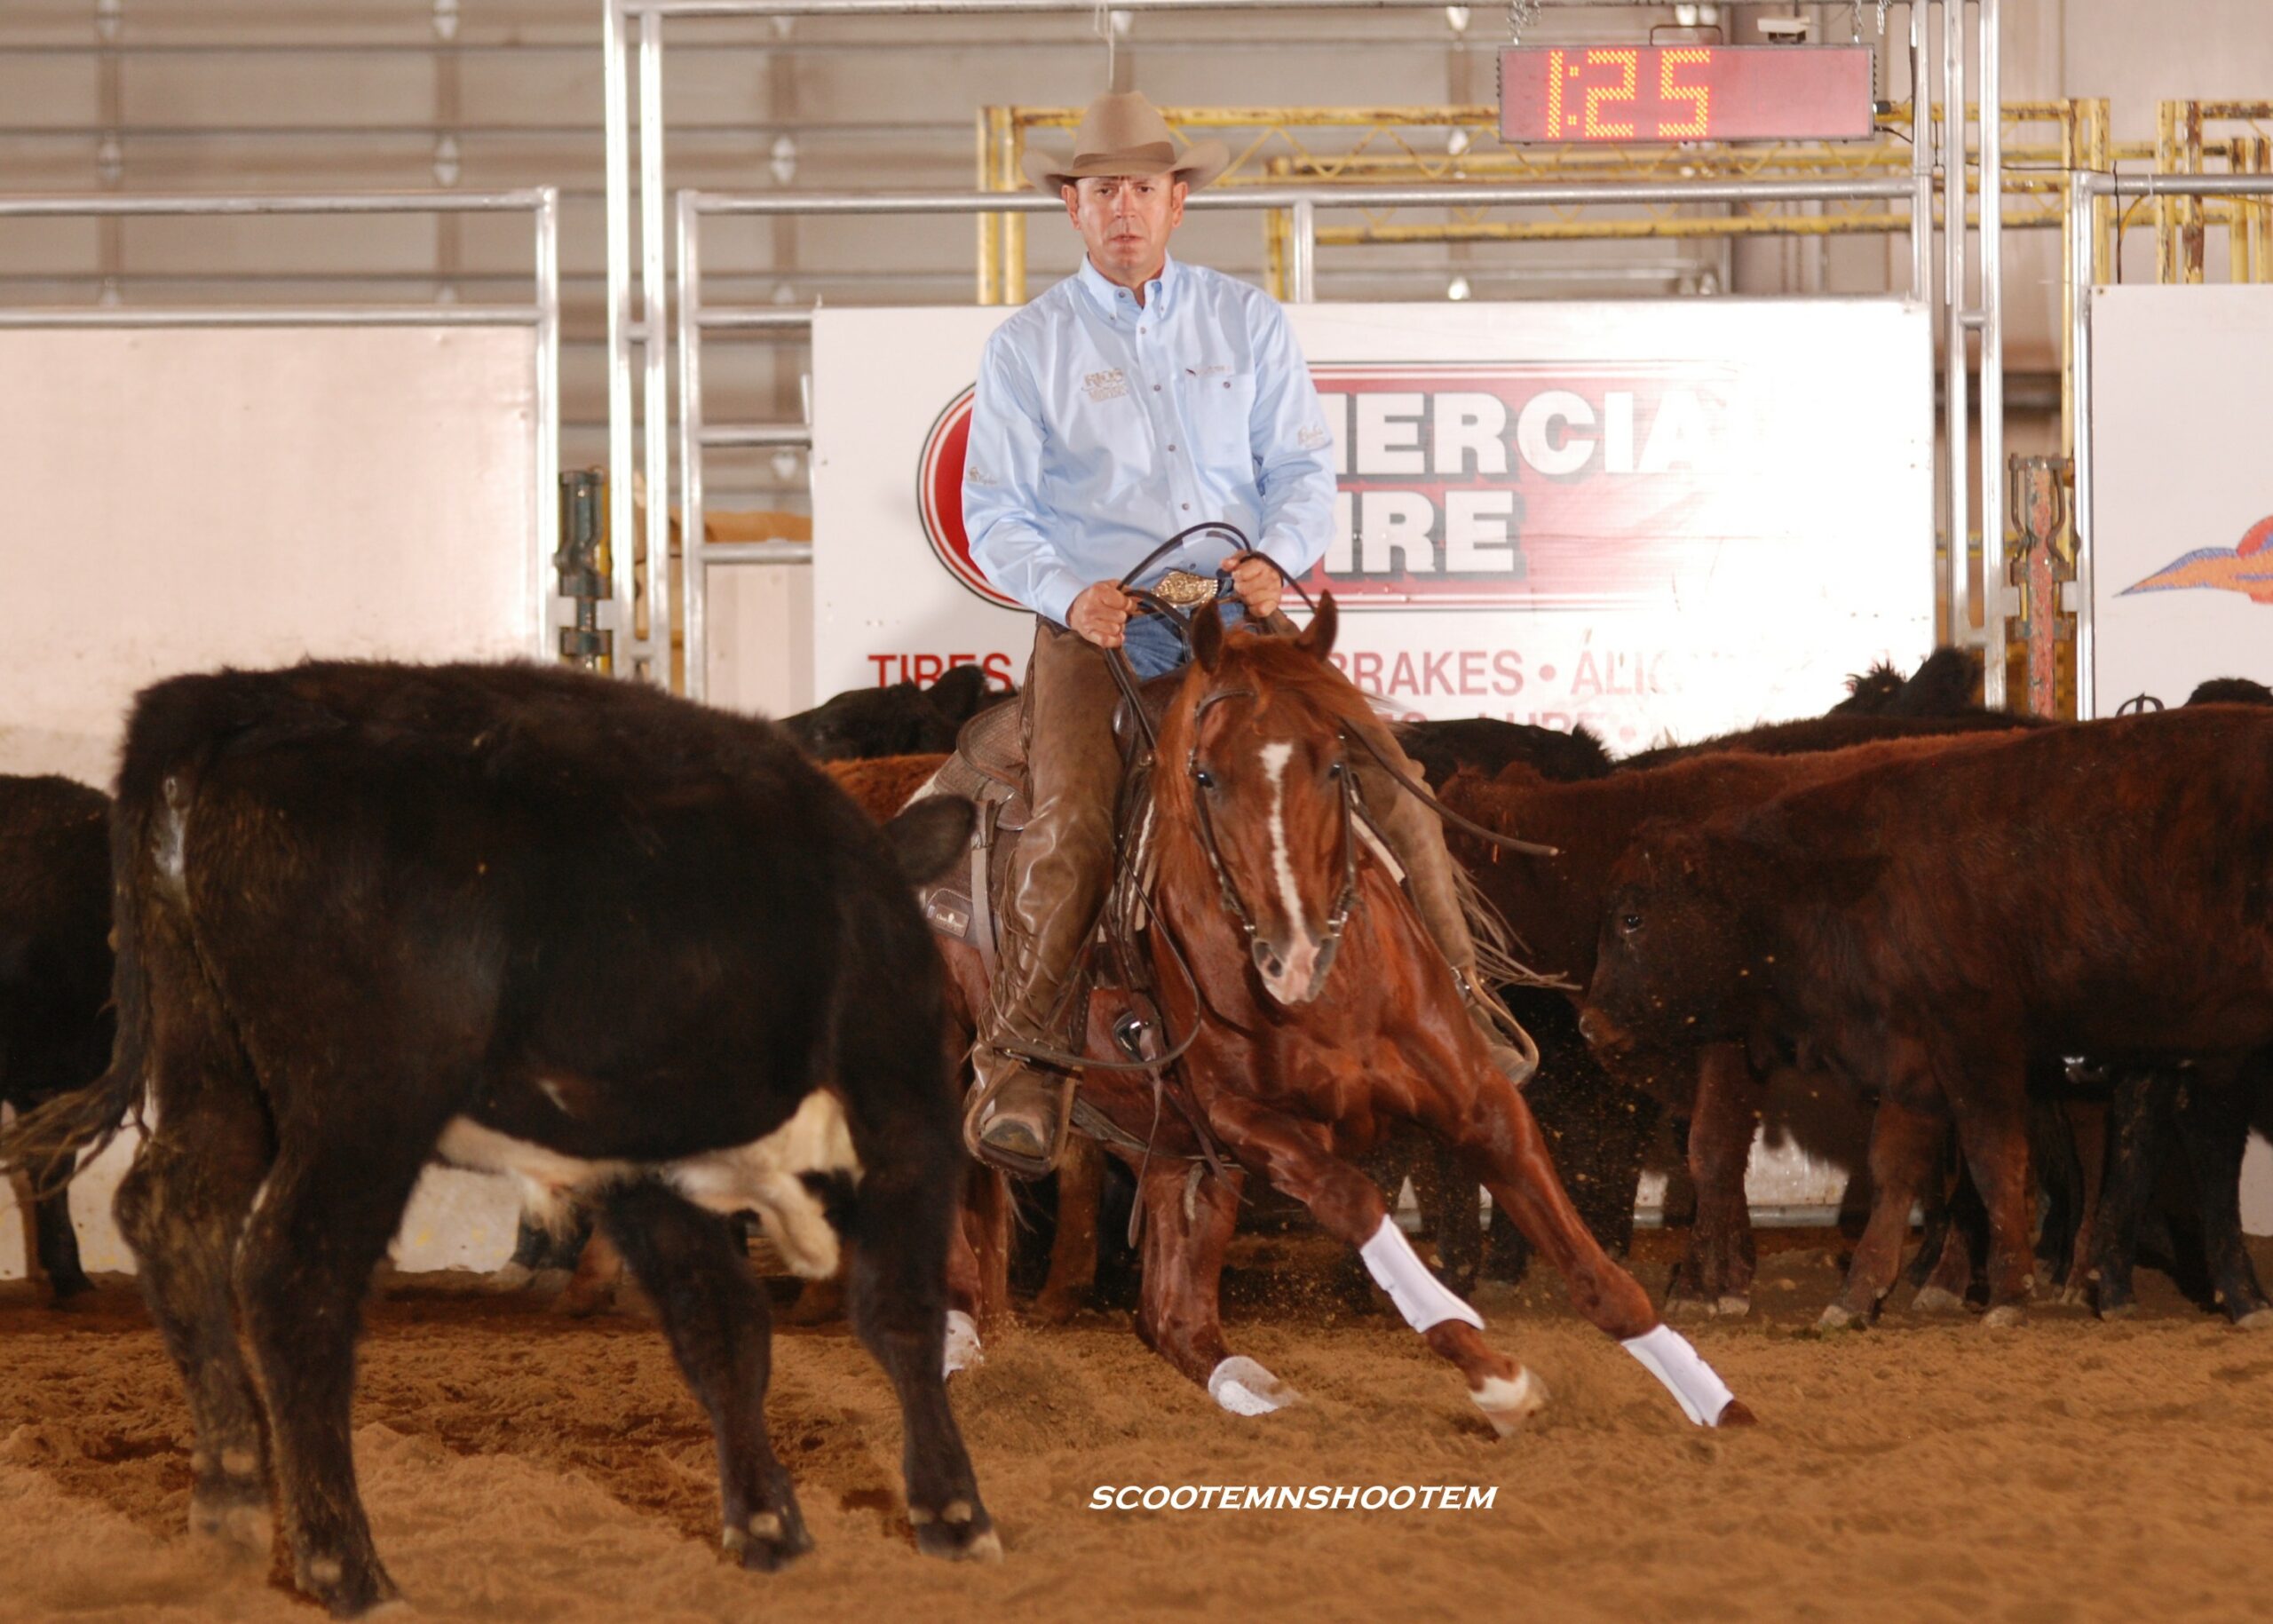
top-left (1295, 592), bottom-right (1339, 661)
top-left (1192, 600), bottom-right (1226, 672)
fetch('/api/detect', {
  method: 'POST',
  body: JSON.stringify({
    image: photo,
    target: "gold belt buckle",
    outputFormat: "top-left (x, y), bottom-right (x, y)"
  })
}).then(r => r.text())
top-left (1153, 569), bottom-right (1219, 608)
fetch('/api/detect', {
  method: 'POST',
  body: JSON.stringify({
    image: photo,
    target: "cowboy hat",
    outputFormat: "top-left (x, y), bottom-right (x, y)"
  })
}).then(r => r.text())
top-left (1019, 91), bottom-right (1232, 193)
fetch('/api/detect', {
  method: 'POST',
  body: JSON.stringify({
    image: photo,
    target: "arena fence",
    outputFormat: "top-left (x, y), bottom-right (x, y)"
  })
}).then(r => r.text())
top-left (606, 0), bottom-right (2006, 707)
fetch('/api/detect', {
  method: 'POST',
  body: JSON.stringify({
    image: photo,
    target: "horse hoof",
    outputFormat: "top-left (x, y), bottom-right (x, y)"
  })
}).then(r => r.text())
top-left (725, 1509), bottom-right (817, 1572)
top-left (943, 1309), bottom-right (984, 1378)
top-left (2232, 1307), bottom-right (2273, 1332)
top-left (1208, 1356), bottom-right (1300, 1416)
top-left (1470, 1367), bottom-right (1549, 1438)
top-left (1816, 1303), bottom-right (1869, 1333)
top-left (1714, 1295), bottom-right (1752, 1319)
top-left (1912, 1285), bottom-right (1965, 1315)
top-left (911, 1501), bottom-right (1002, 1564)
top-left (1980, 1303), bottom-right (2027, 1330)
top-left (297, 1553), bottom-right (400, 1620)
top-left (1715, 1399), bottom-right (1759, 1427)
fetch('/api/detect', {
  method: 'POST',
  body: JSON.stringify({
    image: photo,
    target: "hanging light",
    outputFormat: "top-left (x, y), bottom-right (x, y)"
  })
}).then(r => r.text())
top-left (1446, 275), bottom-right (1473, 302)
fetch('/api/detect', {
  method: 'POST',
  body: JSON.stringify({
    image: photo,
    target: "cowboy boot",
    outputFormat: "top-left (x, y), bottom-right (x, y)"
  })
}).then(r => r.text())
top-left (968, 621), bottom-right (1126, 1177)
top-left (1350, 739), bottom-right (1540, 1088)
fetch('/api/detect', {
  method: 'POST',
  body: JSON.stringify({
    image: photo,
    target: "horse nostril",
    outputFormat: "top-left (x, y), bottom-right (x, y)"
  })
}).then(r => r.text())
top-left (1254, 945), bottom-right (1283, 979)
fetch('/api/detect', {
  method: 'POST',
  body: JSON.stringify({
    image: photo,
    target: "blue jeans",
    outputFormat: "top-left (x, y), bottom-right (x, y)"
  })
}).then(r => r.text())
top-left (1121, 575), bottom-right (1247, 680)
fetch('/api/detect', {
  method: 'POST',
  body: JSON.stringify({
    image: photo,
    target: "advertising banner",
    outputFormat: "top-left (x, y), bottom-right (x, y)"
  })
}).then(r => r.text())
top-left (2089, 285), bottom-right (2273, 716)
top-left (814, 298), bottom-right (1934, 755)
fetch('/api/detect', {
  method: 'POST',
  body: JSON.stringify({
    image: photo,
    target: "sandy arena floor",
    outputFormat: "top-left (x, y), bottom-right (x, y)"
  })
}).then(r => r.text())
top-left (4, 1234), bottom-right (2271, 1623)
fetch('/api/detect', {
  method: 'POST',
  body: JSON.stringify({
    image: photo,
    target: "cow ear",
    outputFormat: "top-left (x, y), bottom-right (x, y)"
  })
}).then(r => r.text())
top-left (1295, 592), bottom-right (1339, 661)
top-left (1192, 600), bottom-right (1226, 672)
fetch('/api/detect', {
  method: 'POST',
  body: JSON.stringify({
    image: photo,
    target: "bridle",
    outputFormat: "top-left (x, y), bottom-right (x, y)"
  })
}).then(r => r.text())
top-left (1184, 685), bottom-right (1362, 996)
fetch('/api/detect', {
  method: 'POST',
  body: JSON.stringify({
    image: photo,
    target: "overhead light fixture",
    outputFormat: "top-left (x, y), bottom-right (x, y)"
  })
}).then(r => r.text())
top-left (1446, 275), bottom-right (1473, 302)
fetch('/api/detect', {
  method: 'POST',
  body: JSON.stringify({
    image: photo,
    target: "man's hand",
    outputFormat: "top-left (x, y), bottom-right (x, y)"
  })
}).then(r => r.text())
top-left (1068, 580), bottom-right (1134, 649)
top-left (1228, 552), bottom-right (1282, 622)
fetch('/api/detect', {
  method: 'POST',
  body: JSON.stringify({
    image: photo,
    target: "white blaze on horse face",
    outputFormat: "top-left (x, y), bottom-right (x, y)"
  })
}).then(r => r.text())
top-left (1257, 741), bottom-right (1323, 1003)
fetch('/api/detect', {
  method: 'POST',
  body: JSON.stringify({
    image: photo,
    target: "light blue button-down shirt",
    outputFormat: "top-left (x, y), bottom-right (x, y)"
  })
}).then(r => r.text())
top-left (962, 254), bottom-right (1337, 626)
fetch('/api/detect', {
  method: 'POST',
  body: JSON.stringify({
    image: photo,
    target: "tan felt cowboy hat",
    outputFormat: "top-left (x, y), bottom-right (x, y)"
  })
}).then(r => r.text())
top-left (1020, 91), bottom-right (1232, 193)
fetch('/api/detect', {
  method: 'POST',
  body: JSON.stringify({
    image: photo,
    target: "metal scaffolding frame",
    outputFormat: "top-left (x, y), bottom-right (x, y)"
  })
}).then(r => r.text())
top-left (607, 0), bottom-right (2003, 698)
top-left (2065, 169), bottom-right (2273, 722)
top-left (0, 188), bottom-right (563, 656)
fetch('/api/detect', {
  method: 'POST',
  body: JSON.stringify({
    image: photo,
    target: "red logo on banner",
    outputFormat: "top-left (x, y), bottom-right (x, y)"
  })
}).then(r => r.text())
top-left (916, 385), bottom-right (1019, 609)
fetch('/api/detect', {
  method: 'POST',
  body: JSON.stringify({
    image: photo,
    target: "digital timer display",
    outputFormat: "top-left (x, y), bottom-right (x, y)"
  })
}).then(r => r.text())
top-left (1499, 45), bottom-right (1875, 144)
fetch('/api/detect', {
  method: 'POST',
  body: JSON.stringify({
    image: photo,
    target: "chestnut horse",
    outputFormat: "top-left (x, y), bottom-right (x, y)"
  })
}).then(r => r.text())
top-left (932, 599), bottom-right (1752, 1431)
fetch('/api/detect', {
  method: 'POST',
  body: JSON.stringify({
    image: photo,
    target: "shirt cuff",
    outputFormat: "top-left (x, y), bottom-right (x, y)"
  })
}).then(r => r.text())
top-left (1255, 531), bottom-right (1315, 585)
top-left (1032, 566), bottom-right (1089, 628)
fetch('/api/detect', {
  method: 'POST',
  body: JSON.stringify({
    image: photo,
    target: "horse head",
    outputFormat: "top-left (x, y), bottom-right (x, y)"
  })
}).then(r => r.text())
top-left (1160, 595), bottom-right (1382, 1007)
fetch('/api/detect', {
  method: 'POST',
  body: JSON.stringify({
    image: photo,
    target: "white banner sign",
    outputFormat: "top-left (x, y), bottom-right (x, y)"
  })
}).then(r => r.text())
top-left (2089, 285), bottom-right (2273, 716)
top-left (812, 298), bottom-right (1934, 752)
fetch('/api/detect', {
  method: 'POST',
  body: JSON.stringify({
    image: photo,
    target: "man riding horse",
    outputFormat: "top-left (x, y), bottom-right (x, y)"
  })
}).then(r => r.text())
top-left (962, 91), bottom-right (1535, 1178)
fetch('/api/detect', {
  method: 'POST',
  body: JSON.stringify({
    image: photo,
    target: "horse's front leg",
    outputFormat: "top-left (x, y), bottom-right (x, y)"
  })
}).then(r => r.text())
top-left (1203, 1091), bottom-right (1548, 1437)
top-left (1125, 1155), bottom-right (1297, 1414)
top-left (1445, 1069), bottom-right (1752, 1428)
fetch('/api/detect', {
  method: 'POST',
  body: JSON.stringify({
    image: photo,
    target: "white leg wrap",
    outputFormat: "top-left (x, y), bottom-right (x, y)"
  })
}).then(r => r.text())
top-left (943, 1309), bottom-right (983, 1378)
top-left (1358, 1214), bottom-right (1485, 1334)
top-left (1208, 1356), bottom-right (1300, 1415)
top-left (1620, 1323), bottom-right (1736, 1427)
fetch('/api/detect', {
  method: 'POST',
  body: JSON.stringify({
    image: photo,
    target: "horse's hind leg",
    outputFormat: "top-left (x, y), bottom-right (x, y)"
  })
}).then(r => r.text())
top-left (1129, 1156), bottom-right (1295, 1414)
top-left (1453, 1079), bottom-right (1751, 1427)
top-left (598, 1179), bottom-right (813, 1566)
top-left (109, 915), bottom-right (277, 1560)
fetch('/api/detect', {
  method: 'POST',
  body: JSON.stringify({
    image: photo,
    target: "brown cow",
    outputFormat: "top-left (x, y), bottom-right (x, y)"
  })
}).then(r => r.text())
top-left (1443, 731), bottom-right (2026, 1313)
top-left (1581, 706), bottom-right (2273, 1327)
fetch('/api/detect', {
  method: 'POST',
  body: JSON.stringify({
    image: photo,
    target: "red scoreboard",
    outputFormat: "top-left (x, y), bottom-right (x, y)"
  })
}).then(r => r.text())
top-left (1499, 45), bottom-right (1876, 144)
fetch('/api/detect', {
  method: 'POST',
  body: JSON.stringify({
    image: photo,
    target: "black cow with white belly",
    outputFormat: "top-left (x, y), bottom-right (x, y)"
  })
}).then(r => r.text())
top-left (0, 660), bottom-right (991, 1617)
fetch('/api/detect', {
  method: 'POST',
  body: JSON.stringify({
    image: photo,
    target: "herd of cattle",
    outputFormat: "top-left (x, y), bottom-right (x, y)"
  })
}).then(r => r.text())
top-left (0, 642), bottom-right (2268, 1611)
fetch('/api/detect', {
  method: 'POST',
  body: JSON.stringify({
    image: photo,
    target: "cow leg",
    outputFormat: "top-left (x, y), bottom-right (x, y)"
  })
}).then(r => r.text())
top-left (235, 1123), bottom-right (437, 1616)
top-left (1033, 1133), bottom-right (1102, 1323)
top-left (1129, 1156), bottom-right (1286, 1411)
top-left (1945, 1070), bottom-right (2037, 1327)
top-left (2092, 1066), bottom-right (2176, 1319)
top-left (1669, 1046), bottom-right (1761, 1319)
top-left (843, 1164), bottom-right (997, 1562)
top-left (31, 1183), bottom-right (91, 1303)
top-left (1820, 1099), bottom-right (1944, 1329)
top-left (597, 1179), bottom-right (813, 1568)
top-left (2170, 1067), bottom-right (2273, 1327)
top-left (108, 920), bottom-right (278, 1565)
top-left (2059, 1098), bottom-right (2109, 1304)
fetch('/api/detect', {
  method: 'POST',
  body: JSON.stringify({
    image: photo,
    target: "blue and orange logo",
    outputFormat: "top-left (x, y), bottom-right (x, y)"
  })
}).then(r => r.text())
top-left (2121, 515), bottom-right (2273, 606)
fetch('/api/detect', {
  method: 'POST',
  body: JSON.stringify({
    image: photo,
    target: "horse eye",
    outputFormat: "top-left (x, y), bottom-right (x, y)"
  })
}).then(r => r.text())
top-left (1620, 913), bottom-right (1643, 934)
top-left (1192, 767), bottom-right (1216, 790)
top-left (1327, 760), bottom-right (1345, 780)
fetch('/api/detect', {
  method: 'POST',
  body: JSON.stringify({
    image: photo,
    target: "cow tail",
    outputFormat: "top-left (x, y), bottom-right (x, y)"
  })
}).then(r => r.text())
top-left (0, 796), bottom-right (156, 1198)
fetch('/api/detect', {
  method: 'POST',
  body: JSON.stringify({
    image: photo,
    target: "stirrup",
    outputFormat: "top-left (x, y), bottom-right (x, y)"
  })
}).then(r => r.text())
top-left (1455, 969), bottom-right (1538, 1089)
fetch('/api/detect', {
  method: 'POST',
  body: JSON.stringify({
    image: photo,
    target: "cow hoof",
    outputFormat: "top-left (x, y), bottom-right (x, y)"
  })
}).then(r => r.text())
top-left (911, 1501), bottom-right (1001, 1563)
top-left (943, 1309), bottom-right (984, 1378)
top-left (1912, 1285), bottom-right (1965, 1315)
top-left (188, 1471), bottom-right (273, 1563)
top-left (1816, 1303), bottom-right (1870, 1333)
top-left (1471, 1367), bottom-right (1549, 1438)
top-left (1208, 1356), bottom-right (1301, 1416)
top-left (1979, 1303), bottom-right (2027, 1330)
top-left (46, 1275), bottom-right (94, 1307)
top-left (1715, 1295), bottom-right (1752, 1319)
top-left (2232, 1307), bottom-right (2273, 1332)
top-left (1662, 1294), bottom-right (1713, 1323)
top-left (297, 1553), bottom-right (400, 1620)
top-left (724, 1509), bottom-right (815, 1572)
top-left (2096, 1298), bottom-right (2138, 1321)
top-left (483, 1262), bottom-right (535, 1293)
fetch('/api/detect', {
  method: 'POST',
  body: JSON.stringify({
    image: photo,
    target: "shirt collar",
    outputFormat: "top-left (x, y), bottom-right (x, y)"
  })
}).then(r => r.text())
top-left (1077, 252), bottom-right (1179, 319)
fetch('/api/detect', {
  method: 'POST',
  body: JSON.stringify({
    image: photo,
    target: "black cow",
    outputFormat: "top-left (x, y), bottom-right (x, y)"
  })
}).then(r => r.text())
top-left (0, 775), bottom-right (110, 1303)
top-left (1584, 707), bottom-right (2273, 1328)
top-left (1830, 646), bottom-right (1983, 717)
top-left (780, 661), bottom-right (1007, 761)
top-left (1393, 716), bottom-right (1614, 789)
top-left (0, 661), bottom-right (992, 1616)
